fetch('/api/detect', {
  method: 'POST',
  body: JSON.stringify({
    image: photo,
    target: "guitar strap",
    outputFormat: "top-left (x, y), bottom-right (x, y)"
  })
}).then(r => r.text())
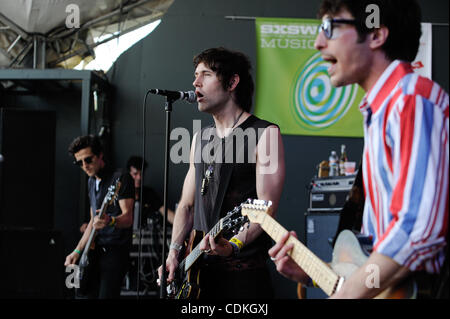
top-left (332, 158), bottom-right (365, 247)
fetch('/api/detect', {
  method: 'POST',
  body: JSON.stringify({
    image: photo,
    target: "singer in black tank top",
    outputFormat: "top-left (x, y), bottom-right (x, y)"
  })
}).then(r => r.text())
top-left (192, 115), bottom-right (276, 298)
top-left (160, 47), bottom-right (285, 300)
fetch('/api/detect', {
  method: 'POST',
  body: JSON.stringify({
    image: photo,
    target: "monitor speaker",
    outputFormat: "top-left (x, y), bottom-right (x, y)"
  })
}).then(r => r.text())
top-left (305, 212), bottom-right (340, 299)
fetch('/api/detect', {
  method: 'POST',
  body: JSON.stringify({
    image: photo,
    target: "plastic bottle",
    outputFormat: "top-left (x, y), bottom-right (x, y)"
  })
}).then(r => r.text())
top-left (329, 151), bottom-right (339, 177)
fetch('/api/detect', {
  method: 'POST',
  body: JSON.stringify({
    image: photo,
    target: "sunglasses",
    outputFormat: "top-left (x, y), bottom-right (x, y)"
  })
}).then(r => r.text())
top-left (320, 18), bottom-right (357, 39)
top-left (74, 155), bottom-right (94, 166)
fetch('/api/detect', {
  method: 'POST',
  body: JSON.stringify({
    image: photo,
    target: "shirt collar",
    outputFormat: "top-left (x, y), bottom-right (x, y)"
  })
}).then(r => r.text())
top-left (359, 60), bottom-right (413, 115)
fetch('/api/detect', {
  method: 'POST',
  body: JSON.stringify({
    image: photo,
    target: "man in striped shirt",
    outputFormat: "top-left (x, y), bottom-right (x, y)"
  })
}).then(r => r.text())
top-left (269, 0), bottom-right (448, 298)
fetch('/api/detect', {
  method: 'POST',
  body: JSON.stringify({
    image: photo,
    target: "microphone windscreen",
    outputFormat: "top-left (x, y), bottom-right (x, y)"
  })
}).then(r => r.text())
top-left (186, 91), bottom-right (197, 103)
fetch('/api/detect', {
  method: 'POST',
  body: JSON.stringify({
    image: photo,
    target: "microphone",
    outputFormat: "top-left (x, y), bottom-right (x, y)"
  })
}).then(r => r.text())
top-left (149, 89), bottom-right (197, 103)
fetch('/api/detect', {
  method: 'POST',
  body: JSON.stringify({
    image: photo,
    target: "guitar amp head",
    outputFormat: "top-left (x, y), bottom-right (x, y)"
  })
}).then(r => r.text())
top-left (308, 175), bottom-right (356, 212)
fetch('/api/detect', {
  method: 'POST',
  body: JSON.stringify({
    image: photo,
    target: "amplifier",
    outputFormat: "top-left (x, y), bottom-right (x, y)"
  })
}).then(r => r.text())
top-left (308, 175), bottom-right (356, 212)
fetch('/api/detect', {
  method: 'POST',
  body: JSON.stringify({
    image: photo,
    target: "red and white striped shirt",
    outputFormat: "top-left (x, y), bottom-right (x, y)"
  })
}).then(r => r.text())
top-left (360, 60), bottom-right (449, 273)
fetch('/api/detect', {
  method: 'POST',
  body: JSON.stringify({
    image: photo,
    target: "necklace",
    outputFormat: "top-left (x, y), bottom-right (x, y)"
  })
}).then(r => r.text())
top-left (201, 110), bottom-right (245, 196)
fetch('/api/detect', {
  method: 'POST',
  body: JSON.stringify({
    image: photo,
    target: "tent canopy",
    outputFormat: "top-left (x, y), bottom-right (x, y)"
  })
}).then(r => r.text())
top-left (0, 0), bottom-right (173, 69)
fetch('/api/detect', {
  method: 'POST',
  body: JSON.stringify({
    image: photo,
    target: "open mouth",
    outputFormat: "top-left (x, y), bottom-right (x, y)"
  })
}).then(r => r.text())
top-left (322, 55), bottom-right (337, 74)
top-left (196, 91), bottom-right (204, 101)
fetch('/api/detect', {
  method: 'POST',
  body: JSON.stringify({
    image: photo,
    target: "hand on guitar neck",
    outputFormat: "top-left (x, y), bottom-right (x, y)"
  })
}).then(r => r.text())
top-left (268, 231), bottom-right (310, 285)
top-left (198, 234), bottom-right (233, 257)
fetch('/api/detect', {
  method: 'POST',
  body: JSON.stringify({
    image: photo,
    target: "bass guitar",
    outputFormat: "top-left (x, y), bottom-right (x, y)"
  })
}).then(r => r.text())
top-left (167, 204), bottom-right (248, 299)
top-left (241, 199), bottom-right (417, 299)
top-left (77, 179), bottom-right (121, 295)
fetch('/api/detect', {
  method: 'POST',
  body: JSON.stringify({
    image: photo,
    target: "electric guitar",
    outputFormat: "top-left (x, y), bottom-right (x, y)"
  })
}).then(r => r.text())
top-left (77, 179), bottom-right (121, 295)
top-left (167, 204), bottom-right (249, 299)
top-left (241, 199), bottom-right (417, 299)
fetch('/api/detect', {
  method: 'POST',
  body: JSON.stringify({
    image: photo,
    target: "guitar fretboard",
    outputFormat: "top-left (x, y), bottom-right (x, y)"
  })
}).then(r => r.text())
top-left (259, 213), bottom-right (340, 296)
top-left (184, 219), bottom-right (222, 271)
top-left (81, 188), bottom-right (115, 257)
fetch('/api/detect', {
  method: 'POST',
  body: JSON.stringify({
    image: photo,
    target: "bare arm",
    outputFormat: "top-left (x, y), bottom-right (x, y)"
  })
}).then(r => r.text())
top-left (330, 251), bottom-right (410, 299)
top-left (93, 197), bottom-right (134, 229)
top-left (237, 124), bottom-right (285, 244)
top-left (158, 206), bottom-right (176, 224)
top-left (64, 208), bottom-right (95, 266)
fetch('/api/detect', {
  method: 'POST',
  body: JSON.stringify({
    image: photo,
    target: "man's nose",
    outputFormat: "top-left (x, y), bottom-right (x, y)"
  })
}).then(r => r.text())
top-left (314, 31), bottom-right (327, 51)
top-left (193, 76), bottom-right (201, 87)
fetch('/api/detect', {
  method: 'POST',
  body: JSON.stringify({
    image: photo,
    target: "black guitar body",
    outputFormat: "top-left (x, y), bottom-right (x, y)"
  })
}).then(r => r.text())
top-left (171, 230), bottom-right (203, 299)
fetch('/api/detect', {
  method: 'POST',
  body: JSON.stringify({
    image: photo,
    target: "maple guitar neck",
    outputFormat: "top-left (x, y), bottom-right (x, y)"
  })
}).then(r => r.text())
top-left (259, 213), bottom-right (341, 296)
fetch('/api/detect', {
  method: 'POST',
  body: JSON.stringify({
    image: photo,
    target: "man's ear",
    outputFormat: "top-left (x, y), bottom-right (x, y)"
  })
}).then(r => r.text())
top-left (228, 74), bottom-right (240, 91)
top-left (369, 26), bottom-right (389, 50)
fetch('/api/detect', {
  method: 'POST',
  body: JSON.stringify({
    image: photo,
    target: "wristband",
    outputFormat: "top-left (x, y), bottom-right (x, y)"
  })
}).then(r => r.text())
top-left (109, 216), bottom-right (116, 227)
top-left (229, 241), bottom-right (240, 257)
top-left (229, 237), bottom-right (244, 250)
top-left (74, 249), bottom-right (82, 255)
top-left (170, 242), bottom-right (183, 252)
top-left (307, 277), bottom-right (319, 288)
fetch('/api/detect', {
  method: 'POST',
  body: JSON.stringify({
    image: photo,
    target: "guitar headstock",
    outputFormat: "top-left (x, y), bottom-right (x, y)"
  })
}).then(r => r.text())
top-left (104, 179), bottom-right (122, 206)
top-left (221, 204), bottom-right (248, 235)
top-left (241, 198), bottom-right (272, 224)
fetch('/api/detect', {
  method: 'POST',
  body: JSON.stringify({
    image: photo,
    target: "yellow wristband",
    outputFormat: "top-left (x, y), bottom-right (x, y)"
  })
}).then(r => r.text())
top-left (109, 216), bottom-right (116, 227)
top-left (229, 237), bottom-right (244, 250)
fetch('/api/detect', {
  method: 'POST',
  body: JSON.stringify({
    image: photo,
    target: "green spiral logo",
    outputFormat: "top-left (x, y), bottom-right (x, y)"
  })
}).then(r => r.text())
top-left (290, 52), bottom-right (358, 130)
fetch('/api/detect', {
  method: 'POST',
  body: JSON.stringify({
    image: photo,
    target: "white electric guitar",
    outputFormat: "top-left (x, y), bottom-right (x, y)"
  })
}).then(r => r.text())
top-left (241, 199), bottom-right (417, 299)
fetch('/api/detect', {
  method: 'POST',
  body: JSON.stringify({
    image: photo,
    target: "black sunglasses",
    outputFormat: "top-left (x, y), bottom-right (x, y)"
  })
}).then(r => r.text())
top-left (74, 155), bottom-right (94, 166)
top-left (320, 18), bottom-right (357, 39)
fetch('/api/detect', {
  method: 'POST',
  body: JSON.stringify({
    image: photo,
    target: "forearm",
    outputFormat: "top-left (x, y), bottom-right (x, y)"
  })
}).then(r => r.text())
top-left (112, 198), bottom-right (134, 228)
top-left (170, 203), bottom-right (194, 250)
top-left (159, 206), bottom-right (176, 224)
top-left (232, 223), bottom-right (263, 246)
top-left (331, 251), bottom-right (409, 299)
top-left (76, 220), bottom-right (94, 252)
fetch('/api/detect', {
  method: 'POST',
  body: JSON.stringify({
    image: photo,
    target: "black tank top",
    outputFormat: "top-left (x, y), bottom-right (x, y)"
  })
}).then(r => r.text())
top-left (193, 115), bottom-right (276, 267)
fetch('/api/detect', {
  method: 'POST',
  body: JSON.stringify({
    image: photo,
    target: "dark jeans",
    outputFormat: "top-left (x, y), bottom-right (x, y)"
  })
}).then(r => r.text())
top-left (84, 245), bottom-right (130, 299)
top-left (199, 265), bottom-right (274, 299)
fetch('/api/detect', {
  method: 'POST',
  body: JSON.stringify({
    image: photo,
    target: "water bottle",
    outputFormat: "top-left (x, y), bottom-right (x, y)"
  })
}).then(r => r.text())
top-left (329, 151), bottom-right (339, 177)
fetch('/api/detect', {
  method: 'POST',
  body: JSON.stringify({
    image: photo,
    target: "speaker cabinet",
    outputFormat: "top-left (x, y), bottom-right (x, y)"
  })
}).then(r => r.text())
top-left (0, 108), bottom-right (56, 230)
top-left (0, 229), bottom-right (64, 298)
top-left (305, 212), bottom-right (340, 299)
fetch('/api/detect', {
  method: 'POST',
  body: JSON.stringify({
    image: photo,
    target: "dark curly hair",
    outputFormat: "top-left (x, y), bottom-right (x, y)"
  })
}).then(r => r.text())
top-left (68, 135), bottom-right (103, 157)
top-left (193, 47), bottom-right (254, 112)
top-left (318, 0), bottom-right (422, 62)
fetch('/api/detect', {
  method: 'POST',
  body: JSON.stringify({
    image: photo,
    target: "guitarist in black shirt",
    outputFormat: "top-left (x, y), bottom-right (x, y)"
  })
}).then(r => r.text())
top-left (64, 135), bottom-right (134, 299)
top-left (158, 48), bottom-right (285, 299)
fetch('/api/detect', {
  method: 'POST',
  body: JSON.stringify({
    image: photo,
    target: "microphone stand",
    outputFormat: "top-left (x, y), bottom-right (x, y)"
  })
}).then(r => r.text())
top-left (160, 97), bottom-right (173, 299)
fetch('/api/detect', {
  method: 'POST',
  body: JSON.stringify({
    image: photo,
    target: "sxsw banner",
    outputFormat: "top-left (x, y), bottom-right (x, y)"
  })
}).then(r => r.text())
top-left (254, 18), bottom-right (432, 137)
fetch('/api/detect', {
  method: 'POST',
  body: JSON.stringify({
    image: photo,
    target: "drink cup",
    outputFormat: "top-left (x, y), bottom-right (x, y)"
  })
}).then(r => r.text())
top-left (344, 162), bottom-right (356, 175)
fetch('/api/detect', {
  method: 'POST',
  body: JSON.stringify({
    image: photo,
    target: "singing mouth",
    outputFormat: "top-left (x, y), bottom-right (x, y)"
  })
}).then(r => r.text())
top-left (322, 55), bottom-right (337, 75)
top-left (196, 91), bottom-right (204, 101)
